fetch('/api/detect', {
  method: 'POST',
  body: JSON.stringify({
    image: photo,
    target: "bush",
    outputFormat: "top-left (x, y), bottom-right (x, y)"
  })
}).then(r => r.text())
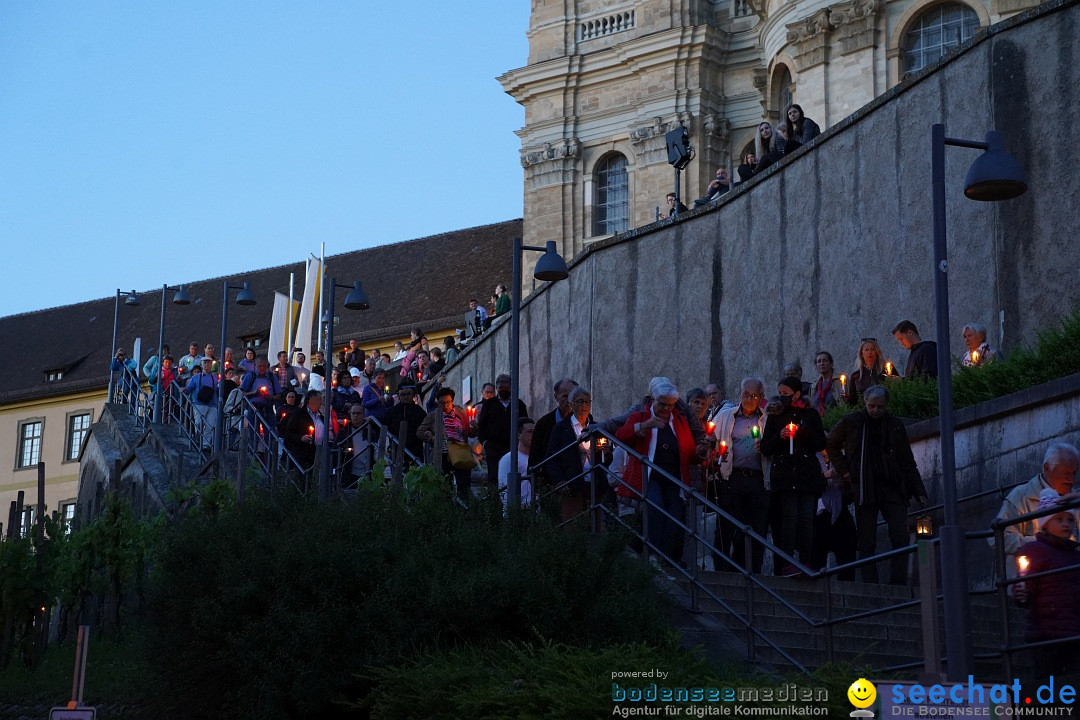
top-left (145, 487), bottom-right (669, 719)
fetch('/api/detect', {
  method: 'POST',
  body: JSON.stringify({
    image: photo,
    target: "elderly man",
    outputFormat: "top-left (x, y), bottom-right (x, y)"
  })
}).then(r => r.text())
top-left (711, 377), bottom-right (770, 573)
top-left (529, 378), bottom-right (579, 487)
top-left (177, 342), bottom-right (202, 385)
top-left (185, 356), bottom-right (219, 449)
top-left (826, 385), bottom-right (928, 584)
top-left (961, 322), bottom-right (1002, 367)
top-left (547, 386), bottom-right (596, 520)
top-left (241, 355), bottom-right (282, 429)
top-left (476, 373), bottom-right (528, 487)
top-left (993, 442), bottom-right (1080, 558)
top-left (693, 167), bottom-right (731, 206)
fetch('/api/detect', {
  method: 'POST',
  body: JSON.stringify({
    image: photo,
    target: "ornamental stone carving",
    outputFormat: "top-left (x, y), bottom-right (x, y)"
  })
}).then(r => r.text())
top-left (831, 0), bottom-right (880, 55)
top-left (703, 114), bottom-right (730, 144)
top-left (521, 139), bottom-right (580, 189)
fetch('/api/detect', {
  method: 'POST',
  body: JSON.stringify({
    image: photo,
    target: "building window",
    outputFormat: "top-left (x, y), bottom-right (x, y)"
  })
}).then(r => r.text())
top-left (17, 419), bottom-right (43, 469)
top-left (46, 369), bottom-right (64, 382)
top-left (776, 66), bottom-right (793, 117)
top-left (903, 3), bottom-right (979, 74)
top-left (593, 154), bottom-right (629, 236)
top-left (20, 507), bottom-right (35, 538)
top-left (59, 501), bottom-right (77, 533)
top-left (66, 412), bottom-right (92, 462)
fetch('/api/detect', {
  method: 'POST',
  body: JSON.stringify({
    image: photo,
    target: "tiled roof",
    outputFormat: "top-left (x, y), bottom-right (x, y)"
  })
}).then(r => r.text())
top-left (0, 219), bottom-right (520, 405)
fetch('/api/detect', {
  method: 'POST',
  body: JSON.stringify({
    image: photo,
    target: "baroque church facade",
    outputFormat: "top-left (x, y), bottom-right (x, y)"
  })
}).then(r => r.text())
top-left (499, 0), bottom-right (1037, 270)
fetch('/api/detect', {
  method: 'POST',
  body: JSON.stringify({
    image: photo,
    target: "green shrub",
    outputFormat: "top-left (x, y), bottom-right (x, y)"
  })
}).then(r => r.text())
top-left (145, 487), bottom-right (669, 719)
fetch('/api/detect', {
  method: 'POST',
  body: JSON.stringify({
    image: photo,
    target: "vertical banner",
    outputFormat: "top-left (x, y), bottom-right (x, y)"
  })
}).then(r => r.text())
top-left (268, 292), bottom-right (299, 359)
top-left (293, 255), bottom-right (323, 357)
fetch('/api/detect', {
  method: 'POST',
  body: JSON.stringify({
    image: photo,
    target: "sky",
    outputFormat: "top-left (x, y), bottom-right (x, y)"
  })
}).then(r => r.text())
top-left (0, 2), bottom-right (531, 317)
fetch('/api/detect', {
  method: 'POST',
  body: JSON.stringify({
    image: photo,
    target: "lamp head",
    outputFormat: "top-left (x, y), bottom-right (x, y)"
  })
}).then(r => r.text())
top-left (124, 290), bottom-right (140, 306)
top-left (533, 241), bottom-right (569, 282)
top-left (344, 280), bottom-right (370, 310)
top-left (172, 285), bottom-right (191, 305)
top-left (235, 282), bottom-right (257, 306)
top-left (964, 131), bottom-right (1027, 201)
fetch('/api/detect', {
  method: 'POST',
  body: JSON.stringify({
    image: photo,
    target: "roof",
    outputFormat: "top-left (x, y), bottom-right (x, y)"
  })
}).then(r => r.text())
top-left (0, 219), bottom-right (520, 405)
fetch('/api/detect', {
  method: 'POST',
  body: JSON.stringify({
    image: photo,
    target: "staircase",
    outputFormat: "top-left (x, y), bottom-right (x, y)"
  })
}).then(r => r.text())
top-left (674, 569), bottom-right (1025, 679)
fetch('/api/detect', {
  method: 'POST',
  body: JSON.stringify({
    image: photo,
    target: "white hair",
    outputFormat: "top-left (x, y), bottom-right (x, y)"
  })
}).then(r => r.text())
top-left (740, 376), bottom-right (765, 394)
top-left (649, 377), bottom-right (679, 400)
top-left (962, 322), bottom-right (988, 341)
top-left (1043, 442), bottom-right (1080, 470)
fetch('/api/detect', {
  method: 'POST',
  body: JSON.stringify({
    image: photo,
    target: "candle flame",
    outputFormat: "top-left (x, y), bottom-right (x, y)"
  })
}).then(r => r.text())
top-left (839, 374), bottom-right (846, 385)
top-left (1017, 555), bottom-right (1030, 574)
top-left (308, 425), bottom-right (315, 435)
top-left (885, 362), bottom-right (893, 375)
top-left (972, 350), bottom-right (980, 364)
top-left (707, 421), bottom-right (716, 432)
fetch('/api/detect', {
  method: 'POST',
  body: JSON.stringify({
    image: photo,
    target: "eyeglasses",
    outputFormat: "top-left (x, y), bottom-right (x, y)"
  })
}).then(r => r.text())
top-left (573, 398), bottom-right (592, 406)
top-left (654, 400), bottom-right (676, 410)
top-left (741, 392), bottom-right (762, 400)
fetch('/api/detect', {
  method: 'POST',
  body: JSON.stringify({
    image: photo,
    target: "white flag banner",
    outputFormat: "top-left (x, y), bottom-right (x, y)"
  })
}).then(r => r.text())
top-left (268, 292), bottom-right (299, 359)
top-left (293, 255), bottom-right (323, 357)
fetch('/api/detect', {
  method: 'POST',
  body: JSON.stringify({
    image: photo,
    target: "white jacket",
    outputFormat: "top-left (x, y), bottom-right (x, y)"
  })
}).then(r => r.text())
top-left (712, 404), bottom-right (773, 490)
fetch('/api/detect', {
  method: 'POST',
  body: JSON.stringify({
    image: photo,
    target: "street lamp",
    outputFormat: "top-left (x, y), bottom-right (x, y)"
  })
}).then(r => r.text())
top-left (507, 238), bottom-right (569, 509)
top-left (216, 282), bottom-right (256, 457)
top-left (153, 284), bottom-right (191, 422)
top-left (931, 124), bottom-right (1026, 680)
top-left (321, 279), bottom-right (369, 500)
top-left (108, 289), bottom-right (140, 402)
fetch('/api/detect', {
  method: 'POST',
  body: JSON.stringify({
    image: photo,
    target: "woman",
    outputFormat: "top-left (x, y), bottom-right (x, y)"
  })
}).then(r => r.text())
top-left (281, 390), bottom-right (328, 470)
top-left (759, 377), bottom-right (827, 576)
top-left (809, 351), bottom-right (844, 416)
top-left (238, 347), bottom-right (257, 375)
top-left (399, 328), bottom-right (427, 378)
top-left (417, 387), bottom-right (477, 501)
top-left (279, 389), bottom-right (300, 424)
top-left (844, 338), bottom-right (896, 406)
top-left (780, 104), bottom-right (821, 152)
top-left (391, 340), bottom-right (407, 362)
top-left (615, 378), bottom-right (699, 566)
top-left (753, 122), bottom-right (781, 173)
top-left (961, 322), bottom-right (1002, 367)
top-left (737, 152), bottom-right (757, 182)
top-left (443, 336), bottom-right (459, 365)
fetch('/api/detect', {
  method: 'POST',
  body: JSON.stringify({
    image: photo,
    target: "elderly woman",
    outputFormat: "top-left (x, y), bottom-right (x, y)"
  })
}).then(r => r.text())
top-left (417, 386), bottom-right (477, 501)
top-left (961, 322), bottom-right (1001, 367)
top-left (616, 378), bottom-right (699, 567)
top-left (844, 338), bottom-right (897, 406)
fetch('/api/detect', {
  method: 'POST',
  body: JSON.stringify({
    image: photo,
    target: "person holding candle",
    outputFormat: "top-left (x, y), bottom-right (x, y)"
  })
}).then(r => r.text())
top-left (843, 338), bottom-right (896, 406)
top-left (960, 322), bottom-right (1002, 367)
top-left (384, 384), bottom-right (427, 469)
top-left (417, 386), bottom-right (477, 501)
top-left (760, 377), bottom-right (827, 577)
top-left (809, 351), bottom-right (844, 417)
top-left (892, 319), bottom-right (938, 379)
top-left (826, 385), bottom-right (928, 584)
top-left (529, 378), bottom-right (579, 490)
top-left (477, 374), bottom-right (529, 489)
top-left (1011, 487), bottom-right (1080, 681)
top-left (992, 443), bottom-right (1080, 562)
top-left (360, 369), bottom-right (390, 423)
top-left (710, 377), bottom-right (771, 573)
top-left (240, 355), bottom-right (282, 431)
top-left (280, 389), bottom-right (301, 424)
top-left (331, 370), bottom-right (361, 417)
top-left (281, 390), bottom-right (328, 470)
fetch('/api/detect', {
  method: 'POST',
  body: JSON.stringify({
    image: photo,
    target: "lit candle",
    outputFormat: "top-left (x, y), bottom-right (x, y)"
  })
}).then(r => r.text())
top-left (308, 425), bottom-right (315, 437)
top-left (839, 374), bottom-right (847, 392)
top-left (971, 350), bottom-right (980, 365)
top-left (719, 440), bottom-right (729, 457)
top-left (885, 362), bottom-right (893, 376)
top-left (1017, 555), bottom-right (1029, 577)
top-left (707, 421), bottom-right (716, 434)
top-left (750, 425), bottom-right (761, 439)
top-left (787, 422), bottom-right (797, 454)
top-left (596, 437), bottom-right (607, 448)
top-left (260, 386), bottom-right (268, 395)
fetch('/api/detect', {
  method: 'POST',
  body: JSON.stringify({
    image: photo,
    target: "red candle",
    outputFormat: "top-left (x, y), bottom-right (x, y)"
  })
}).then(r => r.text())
top-left (308, 425), bottom-right (315, 437)
top-left (719, 440), bottom-right (728, 457)
top-left (707, 421), bottom-right (716, 434)
top-left (260, 386), bottom-right (268, 395)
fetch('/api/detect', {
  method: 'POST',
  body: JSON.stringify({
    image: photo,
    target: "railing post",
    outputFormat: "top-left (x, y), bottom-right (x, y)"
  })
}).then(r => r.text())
top-left (689, 488), bottom-right (700, 613)
top-left (995, 525), bottom-right (1013, 681)
top-left (822, 574), bottom-right (834, 665)
top-left (745, 532), bottom-right (755, 662)
top-left (918, 538), bottom-right (944, 681)
top-left (237, 422), bottom-right (249, 503)
top-left (589, 438), bottom-right (600, 535)
top-left (268, 434), bottom-right (278, 490)
top-left (392, 422), bottom-right (407, 487)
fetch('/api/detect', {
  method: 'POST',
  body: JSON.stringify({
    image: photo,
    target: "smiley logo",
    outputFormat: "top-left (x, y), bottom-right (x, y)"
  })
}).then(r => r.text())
top-left (847, 678), bottom-right (877, 709)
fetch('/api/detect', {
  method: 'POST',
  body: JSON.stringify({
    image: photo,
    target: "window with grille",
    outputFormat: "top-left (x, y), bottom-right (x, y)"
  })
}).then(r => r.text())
top-left (904, 4), bottom-right (979, 74)
top-left (17, 419), bottom-right (43, 469)
top-left (66, 412), bottom-right (91, 462)
top-left (60, 501), bottom-right (77, 533)
top-left (593, 154), bottom-right (629, 236)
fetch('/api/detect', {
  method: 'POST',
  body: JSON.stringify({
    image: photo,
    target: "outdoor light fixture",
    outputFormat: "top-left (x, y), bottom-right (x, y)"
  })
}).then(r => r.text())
top-left (963, 131), bottom-right (1027, 201)
top-left (322, 277), bottom-right (370, 500)
top-left (532, 241), bottom-right (570, 282)
top-left (153, 283), bottom-right (191, 422)
top-left (915, 514), bottom-right (933, 537)
top-left (216, 280), bottom-right (257, 456)
top-left (108, 289), bottom-right (142, 401)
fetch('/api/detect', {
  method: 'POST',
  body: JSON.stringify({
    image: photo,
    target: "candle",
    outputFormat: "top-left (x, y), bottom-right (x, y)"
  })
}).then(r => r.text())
top-left (787, 422), bottom-right (797, 454)
top-left (707, 421), bottom-right (716, 434)
top-left (596, 437), bottom-right (607, 448)
top-left (308, 425), bottom-right (315, 437)
top-left (971, 350), bottom-right (980, 365)
top-left (260, 386), bottom-right (268, 395)
top-left (885, 362), bottom-right (893, 376)
top-left (719, 440), bottom-right (729, 457)
top-left (839, 374), bottom-right (847, 391)
top-left (1017, 555), bottom-right (1029, 577)
top-left (750, 425), bottom-right (760, 439)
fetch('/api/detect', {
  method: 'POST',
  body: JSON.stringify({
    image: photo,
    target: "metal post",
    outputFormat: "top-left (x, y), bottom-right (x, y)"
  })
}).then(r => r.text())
top-left (917, 538), bottom-right (944, 681)
top-left (216, 280), bottom-right (230, 458)
top-left (69, 624), bottom-right (90, 708)
top-left (744, 532), bottom-right (755, 662)
top-left (320, 278), bottom-right (336, 501)
top-left (154, 284), bottom-right (167, 423)
top-left (931, 123), bottom-right (974, 679)
top-left (507, 237), bottom-right (523, 510)
top-left (108, 289), bottom-right (120, 402)
top-left (823, 575), bottom-right (834, 664)
top-left (688, 488), bottom-right (700, 612)
top-left (995, 525), bottom-right (1014, 681)
top-left (237, 422), bottom-right (249, 503)
top-left (589, 439), bottom-right (600, 534)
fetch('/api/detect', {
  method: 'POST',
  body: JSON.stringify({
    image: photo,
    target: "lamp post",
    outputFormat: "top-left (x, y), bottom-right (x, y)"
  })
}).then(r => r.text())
top-left (108, 289), bottom-right (140, 402)
top-left (321, 279), bottom-right (369, 500)
top-left (216, 282), bottom-right (257, 456)
top-left (507, 238), bottom-right (569, 509)
top-left (930, 123), bottom-right (1026, 680)
top-left (153, 284), bottom-right (191, 422)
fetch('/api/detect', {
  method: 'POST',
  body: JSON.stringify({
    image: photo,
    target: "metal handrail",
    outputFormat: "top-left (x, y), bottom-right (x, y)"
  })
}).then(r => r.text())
top-left (169, 386), bottom-right (213, 464)
top-left (238, 398), bottom-right (313, 492)
top-left (115, 364), bottom-right (152, 427)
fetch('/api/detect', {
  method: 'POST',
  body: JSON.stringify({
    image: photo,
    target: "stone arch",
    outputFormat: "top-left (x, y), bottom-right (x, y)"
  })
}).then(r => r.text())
top-left (887, 0), bottom-right (989, 84)
top-left (767, 54), bottom-right (798, 123)
top-left (585, 149), bottom-right (631, 238)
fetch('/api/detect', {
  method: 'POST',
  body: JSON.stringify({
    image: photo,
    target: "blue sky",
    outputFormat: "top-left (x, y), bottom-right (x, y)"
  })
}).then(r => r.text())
top-left (0, 2), bottom-right (530, 316)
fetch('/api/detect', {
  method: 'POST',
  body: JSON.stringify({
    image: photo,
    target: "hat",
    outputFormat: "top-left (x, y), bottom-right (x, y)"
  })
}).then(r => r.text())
top-left (779, 376), bottom-right (802, 394)
top-left (199, 356), bottom-right (213, 364)
top-left (348, 367), bottom-right (362, 378)
top-left (1037, 487), bottom-right (1063, 513)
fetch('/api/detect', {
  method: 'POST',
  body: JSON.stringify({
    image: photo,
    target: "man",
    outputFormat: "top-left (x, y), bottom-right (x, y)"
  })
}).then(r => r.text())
top-left (346, 339), bottom-right (365, 368)
top-left (240, 356), bottom-right (281, 429)
top-left (705, 384), bottom-right (727, 423)
top-left (343, 403), bottom-right (373, 484)
top-left (465, 299), bottom-right (488, 339)
top-left (274, 350), bottom-right (298, 393)
top-left (529, 378), bottom-right (579, 487)
top-left (992, 442), bottom-right (1080, 558)
top-left (712, 377), bottom-right (770, 573)
top-left (494, 284), bottom-right (511, 317)
top-left (362, 357), bottom-right (378, 385)
top-left (662, 192), bottom-right (688, 218)
top-left (826, 385), bottom-right (928, 584)
top-left (693, 167), bottom-right (731, 207)
top-left (892, 319), bottom-right (938, 379)
top-left (361, 369), bottom-right (390, 423)
top-left (384, 384), bottom-right (427, 466)
top-left (293, 351), bottom-right (310, 391)
top-left (310, 351), bottom-right (326, 391)
top-left (177, 342), bottom-right (201, 384)
top-left (476, 373), bottom-right (528, 487)
top-left (204, 344), bottom-right (219, 373)
top-left (547, 386), bottom-right (596, 518)
top-left (498, 417), bottom-right (535, 508)
top-left (185, 356), bottom-right (219, 449)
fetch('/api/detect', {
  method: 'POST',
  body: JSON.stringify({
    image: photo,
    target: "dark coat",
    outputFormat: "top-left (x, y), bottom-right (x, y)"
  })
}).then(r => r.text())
top-left (529, 407), bottom-right (561, 482)
top-left (281, 406), bottom-right (322, 469)
top-left (1022, 531), bottom-right (1080, 643)
top-left (826, 411), bottom-right (928, 506)
top-left (905, 340), bottom-right (938, 379)
top-left (476, 396), bottom-right (528, 449)
top-left (384, 401), bottom-right (428, 459)
top-left (546, 413), bottom-right (595, 490)
top-left (759, 403), bottom-right (826, 494)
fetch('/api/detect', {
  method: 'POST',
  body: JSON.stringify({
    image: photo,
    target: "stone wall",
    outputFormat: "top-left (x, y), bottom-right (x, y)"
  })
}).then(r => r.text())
top-left (451, 0), bottom-right (1080, 443)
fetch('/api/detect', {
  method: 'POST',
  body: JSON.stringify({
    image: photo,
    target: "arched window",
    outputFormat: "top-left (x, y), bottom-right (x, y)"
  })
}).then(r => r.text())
top-left (593, 153), bottom-right (628, 236)
top-left (903, 3), bottom-right (979, 74)
top-left (776, 67), bottom-right (793, 117)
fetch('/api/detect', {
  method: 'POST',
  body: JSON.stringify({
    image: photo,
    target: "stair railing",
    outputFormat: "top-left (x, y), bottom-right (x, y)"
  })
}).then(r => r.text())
top-left (237, 398), bottom-right (313, 493)
top-left (335, 416), bottom-right (427, 491)
top-left (114, 364), bottom-right (153, 427)
top-left (169, 387), bottom-right (213, 464)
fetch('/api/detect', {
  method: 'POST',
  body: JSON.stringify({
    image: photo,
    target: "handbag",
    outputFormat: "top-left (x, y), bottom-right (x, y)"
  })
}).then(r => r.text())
top-left (196, 381), bottom-right (215, 404)
top-left (447, 441), bottom-right (476, 471)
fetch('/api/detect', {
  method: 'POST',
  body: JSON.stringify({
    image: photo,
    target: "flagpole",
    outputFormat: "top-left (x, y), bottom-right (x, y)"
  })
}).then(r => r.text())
top-left (317, 243), bottom-right (325, 352)
top-left (288, 272), bottom-right (295, 360)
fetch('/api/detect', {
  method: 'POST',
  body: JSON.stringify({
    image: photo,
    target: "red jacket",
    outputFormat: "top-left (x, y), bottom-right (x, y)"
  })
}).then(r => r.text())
top-left (614, 408), bottom-right (697, 499)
